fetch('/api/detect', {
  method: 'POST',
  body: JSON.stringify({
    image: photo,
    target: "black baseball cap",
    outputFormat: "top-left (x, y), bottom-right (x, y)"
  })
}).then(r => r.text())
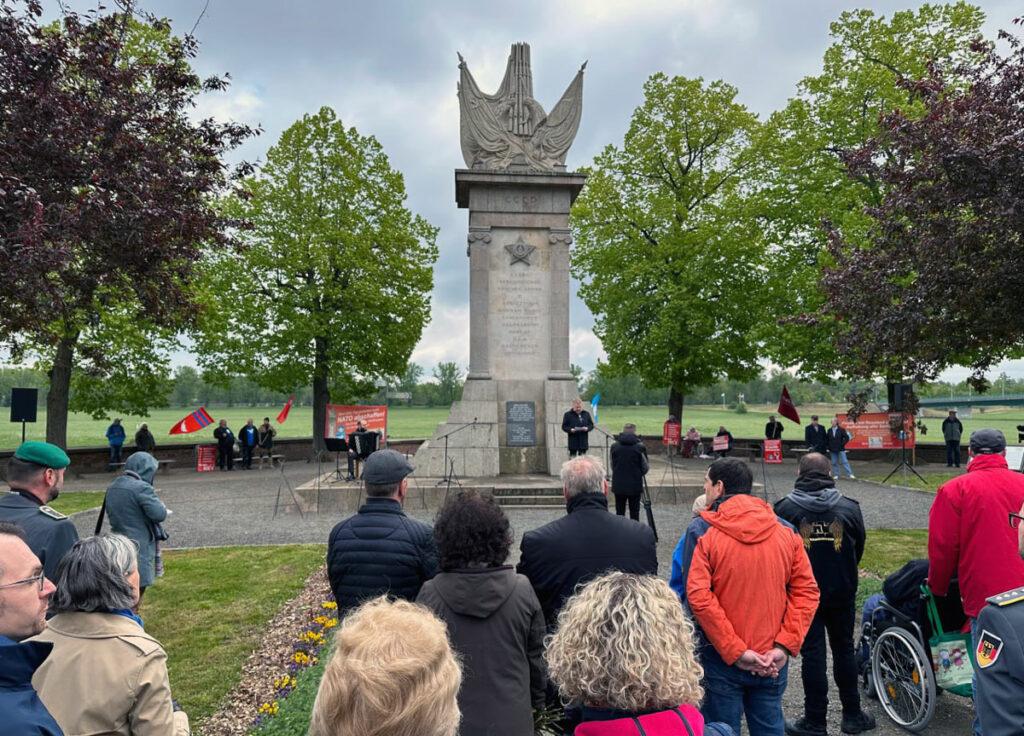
top-left (969, 428), bottom-right (1006, 454)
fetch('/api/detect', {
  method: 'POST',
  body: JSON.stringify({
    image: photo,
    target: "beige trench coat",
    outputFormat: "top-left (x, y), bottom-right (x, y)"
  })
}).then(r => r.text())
top-left (29, 612), bottom-right (190, 736)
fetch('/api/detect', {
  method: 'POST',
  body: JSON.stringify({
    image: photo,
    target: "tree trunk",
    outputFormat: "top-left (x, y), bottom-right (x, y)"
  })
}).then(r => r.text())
top-left (46, 336), bottom-right (76, 449)
top-left (312, 337), bottom-right (330, 453)
top-left (668, 386), bottom-right (684, 422)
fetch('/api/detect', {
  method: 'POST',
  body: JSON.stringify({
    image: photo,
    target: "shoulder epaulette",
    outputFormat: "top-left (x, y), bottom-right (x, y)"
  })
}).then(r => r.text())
top-left (38, 505), bottom-right (68, 520)
top-left (986, 587), bottom-right (1024, 607)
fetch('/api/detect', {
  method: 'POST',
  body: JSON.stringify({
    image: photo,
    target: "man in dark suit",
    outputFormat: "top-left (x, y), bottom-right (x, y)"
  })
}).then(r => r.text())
top-left (804, 415), bottom-right (828, 454)
top-left (561, 398), bottom-right (594, 458)
top-left (517, 454), bottom-right (657, 631)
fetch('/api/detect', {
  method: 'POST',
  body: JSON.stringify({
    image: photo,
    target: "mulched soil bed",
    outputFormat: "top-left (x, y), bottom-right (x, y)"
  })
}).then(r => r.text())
top-left (198, 566), bottom-right (333, 736)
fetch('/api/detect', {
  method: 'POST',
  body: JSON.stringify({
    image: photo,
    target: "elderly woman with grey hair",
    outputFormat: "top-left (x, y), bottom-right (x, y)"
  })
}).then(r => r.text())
top-left (29, 534), bottom-right (190, 736)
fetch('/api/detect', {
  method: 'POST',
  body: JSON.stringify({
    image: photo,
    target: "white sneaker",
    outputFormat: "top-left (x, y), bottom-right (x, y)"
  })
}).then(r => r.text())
top-left (848, 474), bottom-right (856, 479)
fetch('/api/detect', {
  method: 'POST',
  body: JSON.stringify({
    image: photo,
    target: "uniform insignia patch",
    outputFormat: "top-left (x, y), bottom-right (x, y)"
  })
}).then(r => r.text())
top-left (976, 629), bottom-right (1003, 669)
top-left (986, 587), bottom-right (1024, 607)
top-left (38, 505), bottom-right (68, 520)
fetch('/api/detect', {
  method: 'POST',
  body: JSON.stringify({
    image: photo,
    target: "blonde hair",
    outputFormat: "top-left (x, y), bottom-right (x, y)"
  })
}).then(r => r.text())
top-left (546, 572), bottom-right (704, 712)
top-left (309, 597), bottom-right (462, 736)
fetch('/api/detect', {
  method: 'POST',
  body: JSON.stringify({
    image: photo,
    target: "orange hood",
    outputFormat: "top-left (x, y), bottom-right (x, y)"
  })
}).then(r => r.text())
top-left (700, 494), bottom-right (779, 545)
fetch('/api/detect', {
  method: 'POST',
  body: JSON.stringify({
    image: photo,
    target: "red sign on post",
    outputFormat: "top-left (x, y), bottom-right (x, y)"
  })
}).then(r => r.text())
top-left (763, 439), bottom-right (783, 464)
top-left (325, 405), bottom-right (388, 443)
top-left (196, 445), bottom-right (217, 472)
top-left (662, 420), bottom-right (681, 446)
top-left (837, 413), bottom-right (915, 450)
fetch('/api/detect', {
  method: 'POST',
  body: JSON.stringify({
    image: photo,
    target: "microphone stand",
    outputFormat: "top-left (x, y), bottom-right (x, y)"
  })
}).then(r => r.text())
top-left (434, 419), bottom-right (478, 499)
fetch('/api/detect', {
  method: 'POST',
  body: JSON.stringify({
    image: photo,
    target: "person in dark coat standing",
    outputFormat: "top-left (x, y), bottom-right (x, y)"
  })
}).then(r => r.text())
top-left (213, 419), bottom-right (235, 471)
top-left (0, 523), bottom-right (63, 736)
top-left (417, 491), bottom-right (546, 736)
top-left (562, 398), bottom-right (594, 457)
top-left (517, 455), bottom-right (658, 632)
top-left (238, 418), bottom-right (259, 470)
top-left (826, 418), bottom-right (855, 479)
top-left (942, 410), bottom-right (964, 468)
top-left (105, 418), bottom-right (126, 470)
top-left (714, 426), bottom-right (734, 457)
top-left (134, 424), bottom-right (156, 453)
top-left (0, 443), bottom-right (78, 583)
top-left (804, 415), bottom-right (828, 454)
top-left (774, 453), bottom-right (875, 736)
top-left (257, 417), bottom-right (277, 465)
top-left (103, 452), bottom-right (169, 601)
top-left (765, 415), bottom-right (784, 440)
top-left (610, 423), bottom-right (649, 521)
top-left (327, 450), bottom-right (438, 614)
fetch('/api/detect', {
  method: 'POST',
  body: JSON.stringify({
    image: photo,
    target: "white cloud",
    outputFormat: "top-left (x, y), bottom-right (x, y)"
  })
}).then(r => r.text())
top-left (411, 304), bottom-right (470, 371)
top-left (191, 84), bottom-right (264, 126)
top-left (570, 328), bottom-right (606, 371)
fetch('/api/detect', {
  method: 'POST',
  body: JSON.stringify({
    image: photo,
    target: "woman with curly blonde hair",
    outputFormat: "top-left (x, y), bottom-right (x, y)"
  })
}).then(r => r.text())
top-left (309, 597), bottom-right (462, 736)
top-left (546, 572), bottom-right (734, 735)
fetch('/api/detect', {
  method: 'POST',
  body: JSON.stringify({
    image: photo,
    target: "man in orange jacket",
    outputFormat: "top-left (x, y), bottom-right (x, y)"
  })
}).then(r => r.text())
top-left (686, 458), bottom-right (820, 736)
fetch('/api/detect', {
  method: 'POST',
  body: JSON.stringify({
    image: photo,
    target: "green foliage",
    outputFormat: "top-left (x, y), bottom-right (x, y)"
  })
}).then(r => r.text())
top-left (760, 4), bottom-right (985, 375)
top-left (734, 401), bottom-right (748, 414)
top-left (432, 361), bottom-right (463, 406)
top-left (193, 107), bottom-right (437, 440)
top-left (571, 74), bottom-right (770, 402)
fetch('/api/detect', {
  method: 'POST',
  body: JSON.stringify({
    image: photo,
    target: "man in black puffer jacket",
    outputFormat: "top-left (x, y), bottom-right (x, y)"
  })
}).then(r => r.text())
top-left (327, 450), bottom-right (438, 614)
top-left (610, 423), bottom-right (649, 521)
top-left (774, 453), bottom-right (875, 736)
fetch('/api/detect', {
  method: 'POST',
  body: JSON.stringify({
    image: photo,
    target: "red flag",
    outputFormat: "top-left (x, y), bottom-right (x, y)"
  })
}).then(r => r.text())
top-left (169, 407), bottom-right (214, 435)
top-left (777, 386), bottom-right (801, 424)
top-left (277, 395), bottom-right (295, 424)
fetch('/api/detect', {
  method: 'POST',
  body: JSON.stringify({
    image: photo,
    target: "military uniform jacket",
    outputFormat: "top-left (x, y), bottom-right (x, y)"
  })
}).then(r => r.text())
top-left (974, 586), bottom-right (1024, 736)
top-left (0, 491), bottom-right (79, 581)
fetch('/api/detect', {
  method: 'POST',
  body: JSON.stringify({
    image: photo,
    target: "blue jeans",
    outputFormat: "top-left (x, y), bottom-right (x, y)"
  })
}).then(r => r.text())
top-left (701, 645), bottom-right (789, 736)
top-left (109, 444), bottom-right (122, 468)
top-left (830, 451), bottom-right (853, 478)
top-left (970, 617), bottom-right (982, 736)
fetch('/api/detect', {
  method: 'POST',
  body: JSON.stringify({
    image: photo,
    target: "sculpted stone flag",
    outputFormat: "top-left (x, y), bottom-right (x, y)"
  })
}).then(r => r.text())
top-left (777, 386), bottom-right (801, 425)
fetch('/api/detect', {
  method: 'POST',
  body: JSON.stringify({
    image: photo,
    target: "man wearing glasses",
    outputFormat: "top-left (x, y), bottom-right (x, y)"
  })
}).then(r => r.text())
top-left (0, 442), bottom-right (79, 582)
top-left (972, 504), bottom-right (1024, 735)
top-left (928, 429), bottom-right (1024, 736)
top-left (0, 521), bottom-right (63, 734)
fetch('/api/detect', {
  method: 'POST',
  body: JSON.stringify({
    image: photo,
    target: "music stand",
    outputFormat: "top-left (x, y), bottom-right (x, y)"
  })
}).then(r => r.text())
top-left (324, 437), bottom-right (348, 483)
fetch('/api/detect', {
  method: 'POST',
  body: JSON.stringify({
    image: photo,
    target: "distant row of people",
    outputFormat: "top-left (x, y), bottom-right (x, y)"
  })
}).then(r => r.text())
top-left (212, 417), bottom-right (277, 470)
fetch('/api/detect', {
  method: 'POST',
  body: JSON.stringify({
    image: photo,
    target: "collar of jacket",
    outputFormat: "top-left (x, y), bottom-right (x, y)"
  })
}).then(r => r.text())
top-left (578, 704), bottom-right (661, 722)
top-left (358, 497), bottom-right (404, 514)
top-left (0, 634), bottom-right (53, 687)
top-left (967, 453), bottom-right (1009, 472)
top-left (6, 490), bottom-right (42, 507)
top-left (566, 492), bottom-right (608, 514)
top-left (43, 612), bottom-right (156, 642)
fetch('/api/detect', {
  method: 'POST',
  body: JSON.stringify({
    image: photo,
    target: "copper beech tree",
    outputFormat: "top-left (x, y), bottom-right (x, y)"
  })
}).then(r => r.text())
top-left (0, 1), bottom-right (255, 446)
top-left (821, 20), bottom-right (1024, 392)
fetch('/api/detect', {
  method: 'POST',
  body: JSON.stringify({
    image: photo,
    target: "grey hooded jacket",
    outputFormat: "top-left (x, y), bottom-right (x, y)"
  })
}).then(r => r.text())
top-left (104, 453), bottom-right (167, 588)
top-left (417, 566), bottom-right (546, 736)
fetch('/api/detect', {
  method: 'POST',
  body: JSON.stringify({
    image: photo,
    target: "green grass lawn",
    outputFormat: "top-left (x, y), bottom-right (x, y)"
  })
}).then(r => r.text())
top-left (6, 403), bottom-right (1024, 451)
top-left (142, 545), bottom-right (326, 726)
top-left (859, 468), bottom-right (965, 492)
top-left (49, 490), bottom-right (105, 516)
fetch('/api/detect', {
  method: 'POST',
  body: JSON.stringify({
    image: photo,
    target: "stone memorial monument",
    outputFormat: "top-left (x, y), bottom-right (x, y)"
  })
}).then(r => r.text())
top-left (415, 43), bottom-right (588, 477)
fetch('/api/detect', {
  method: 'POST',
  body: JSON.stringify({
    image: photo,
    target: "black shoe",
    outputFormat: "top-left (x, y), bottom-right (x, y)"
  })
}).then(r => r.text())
top-left (841, 711), bottom-right (876, 734)
top-left (786, 718), bottom-right (828, 736)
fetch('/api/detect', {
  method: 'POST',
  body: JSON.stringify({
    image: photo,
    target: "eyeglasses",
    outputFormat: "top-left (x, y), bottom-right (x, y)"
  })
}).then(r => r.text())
top-left (0, 570), bottom-right (46, 592)
top-left (1010, 513), bottom-right (1024, 530)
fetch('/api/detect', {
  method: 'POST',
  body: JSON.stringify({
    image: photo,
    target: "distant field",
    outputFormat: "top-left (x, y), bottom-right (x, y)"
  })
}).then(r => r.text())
top-left (3, 403), bottom-right (1023, 451)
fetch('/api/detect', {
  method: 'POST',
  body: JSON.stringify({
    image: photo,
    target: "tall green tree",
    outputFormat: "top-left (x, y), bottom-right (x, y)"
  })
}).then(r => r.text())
top-left (194, 107), bottom-right (438, 449)
top-left (432, 361), bottom-right (463, 407)
top-left (759, 3), bottom-right (985, 376)
top-left (571, 73), bottom-right (768, 421)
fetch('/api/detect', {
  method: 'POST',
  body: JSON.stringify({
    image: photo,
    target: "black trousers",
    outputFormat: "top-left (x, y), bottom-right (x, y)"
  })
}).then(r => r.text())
top-left (614, 493), bottom-right (640, 521)
top-left (568, 448), bottom-right (587, 457)
top-left (800, 602), bottom-right (861, 724)
top-left (217, 444), bottom-right (234, 470)
top-left (241, 444), bottom-right (254, 468)
top-left (945, 440), bottom-right (961, 467)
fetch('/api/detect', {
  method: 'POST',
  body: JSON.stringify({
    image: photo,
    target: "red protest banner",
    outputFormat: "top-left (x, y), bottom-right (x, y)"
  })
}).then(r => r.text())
top-left (763, 439), bottom-right (783, 464)
top-left (712, 435), bottom-right (730, 452)
top-left (325, 405), bottom-right (388, 443)
top-left (196, 445), bottom-right (217, 472)
top-left (837, 412), bottom-right (915, 450)
top-left (662, 420), bottom-right (681, 446)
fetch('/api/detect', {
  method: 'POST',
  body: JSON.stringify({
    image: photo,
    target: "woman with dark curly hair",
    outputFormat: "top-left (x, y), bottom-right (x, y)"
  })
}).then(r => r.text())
top-left (417, 490), bottom-right (546, 736)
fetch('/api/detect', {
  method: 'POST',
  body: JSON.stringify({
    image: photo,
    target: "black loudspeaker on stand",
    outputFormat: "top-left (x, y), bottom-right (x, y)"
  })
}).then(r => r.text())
top-left (10, 387), bottom-right (38, 444)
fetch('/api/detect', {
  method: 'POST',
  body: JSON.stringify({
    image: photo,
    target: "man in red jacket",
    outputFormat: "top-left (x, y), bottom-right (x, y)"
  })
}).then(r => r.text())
top-left (928, 428), bottom-right (1024, 736)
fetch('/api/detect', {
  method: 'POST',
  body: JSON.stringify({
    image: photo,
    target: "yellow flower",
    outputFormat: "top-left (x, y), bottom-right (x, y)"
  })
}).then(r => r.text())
top-left (298, 630), bottom-right (325, 645)
top-left (258, 701), bottom-right (279, 716)
top-left (321, 601), bottom-right (337, 610)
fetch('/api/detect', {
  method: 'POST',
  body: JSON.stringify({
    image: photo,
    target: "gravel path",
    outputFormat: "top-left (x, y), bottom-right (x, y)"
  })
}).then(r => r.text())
top-left (63, 458), bottom-right (970, 734)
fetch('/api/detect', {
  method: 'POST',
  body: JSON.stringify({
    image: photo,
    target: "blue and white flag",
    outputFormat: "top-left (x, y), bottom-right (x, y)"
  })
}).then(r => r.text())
top-left (590, 393), bottom-right (601, 423)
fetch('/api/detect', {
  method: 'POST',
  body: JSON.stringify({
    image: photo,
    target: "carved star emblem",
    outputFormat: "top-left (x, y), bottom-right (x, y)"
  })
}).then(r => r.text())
top-left (505, 236), bottom-right (536, 265)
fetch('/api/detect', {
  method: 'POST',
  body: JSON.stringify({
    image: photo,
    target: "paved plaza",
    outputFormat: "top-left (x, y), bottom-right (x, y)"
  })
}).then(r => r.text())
top-left (61, 457), bottom-right (971, 734)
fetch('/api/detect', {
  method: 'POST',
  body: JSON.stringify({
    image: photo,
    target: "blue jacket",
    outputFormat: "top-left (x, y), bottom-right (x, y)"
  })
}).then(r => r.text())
top-left (106, 423), bottom-right (126, 447)
top-left (327, 498), bottom-right (438, 613)
top-left (104, 453), bottom-right (167, 588)
top-left (0, 635), bottom-right (64, 735)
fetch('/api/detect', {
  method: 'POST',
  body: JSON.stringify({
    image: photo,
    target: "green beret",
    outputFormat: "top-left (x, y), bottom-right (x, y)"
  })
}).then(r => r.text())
top-left (14, 441), bottom-right (71, 470)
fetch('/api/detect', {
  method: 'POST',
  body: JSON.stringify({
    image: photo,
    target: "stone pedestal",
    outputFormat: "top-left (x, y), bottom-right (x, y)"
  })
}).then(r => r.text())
top-left (414, 169), bottom-right (587, 477)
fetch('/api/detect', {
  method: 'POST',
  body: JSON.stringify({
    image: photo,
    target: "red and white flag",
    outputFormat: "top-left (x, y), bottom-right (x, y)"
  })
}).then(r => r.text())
top-left (169, 407), bottom-right (215, 435)
top-left (777, 386), bottom-right (801, 424)
top-left (276, 395), bottom-right (295, 424)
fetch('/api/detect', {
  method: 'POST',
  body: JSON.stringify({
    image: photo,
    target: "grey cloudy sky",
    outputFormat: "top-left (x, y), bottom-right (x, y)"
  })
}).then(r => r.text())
top-left (52, 0), bottom-right (1023, 380)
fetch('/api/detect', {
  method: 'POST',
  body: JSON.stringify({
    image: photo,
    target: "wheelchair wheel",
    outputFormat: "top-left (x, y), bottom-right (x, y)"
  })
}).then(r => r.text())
top-left (871, 627), bottom-right (936, 731)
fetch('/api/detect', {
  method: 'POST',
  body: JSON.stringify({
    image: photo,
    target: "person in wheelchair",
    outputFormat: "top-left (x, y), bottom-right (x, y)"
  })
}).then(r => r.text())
top-left (682, 427), bottom-right (703, 458)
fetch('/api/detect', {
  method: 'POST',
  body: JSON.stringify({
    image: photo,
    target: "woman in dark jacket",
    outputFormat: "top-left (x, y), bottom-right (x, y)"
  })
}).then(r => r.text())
top-left (417, 491), bottom-right (546, 736)
top-left (134, 424), bottom-right (156, 453)
top-left (562, 398), bottom-right (594, 457)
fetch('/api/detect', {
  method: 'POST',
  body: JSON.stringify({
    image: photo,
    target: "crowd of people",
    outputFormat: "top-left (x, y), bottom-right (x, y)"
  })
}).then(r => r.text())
top-left (3, 421), bottom-right (1024, 735)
